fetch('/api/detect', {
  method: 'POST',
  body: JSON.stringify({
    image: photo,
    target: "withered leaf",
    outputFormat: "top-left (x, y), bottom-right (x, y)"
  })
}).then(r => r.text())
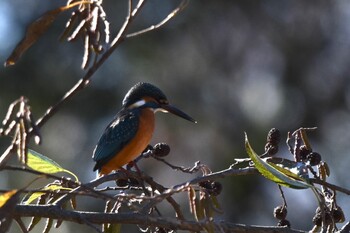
top-left (5, 1), bottom-right (90, 67)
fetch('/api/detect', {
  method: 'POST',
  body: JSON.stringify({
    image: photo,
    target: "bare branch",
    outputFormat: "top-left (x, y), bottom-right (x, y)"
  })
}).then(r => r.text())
top-left (13, 204), bottom-right (305, 233)
top-left (140, 167), bottom-right (257, 213)
top-left (310, 178), bottom-right (350, 195)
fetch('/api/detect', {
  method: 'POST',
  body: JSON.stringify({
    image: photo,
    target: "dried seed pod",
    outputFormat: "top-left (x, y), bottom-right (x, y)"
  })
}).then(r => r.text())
top-left (265, 143), bottom-right (279, 156)
top-left (209, 181), bottom-right (223, 196)
top-left (307, 152), bottom-right (322, 166)
top-left (265, 128), bottom-right (281, 156)
top-left (267, 128), bottom-right (281, 145)
top-left (312, 213), bottom-right (322, 226)
top-left (333, 206), bottom-right (345, 223)
top-left (199, 180), bottom-right (223, 196)
top-left (277, 219), bottom-right (291, 228)
top-left (154, 143), bottom-right (170, 157)
top-left (313, 209), bottom-right (332, 226)
top-left (273, 205), bottom-right (287, 220)
top-left (116, 178), bottom-right (129, 187)
top-left (128, 178), bottom-right (140, 186)
top-left (299, 145), bottom-right (311, 161)
top-left (198, 180), bottom-right (212, 189)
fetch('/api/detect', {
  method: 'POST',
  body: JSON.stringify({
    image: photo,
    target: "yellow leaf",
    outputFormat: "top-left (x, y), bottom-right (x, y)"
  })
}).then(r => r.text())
top-left (0, 190), bottom-right (18, 208)
top-left (23, 184), bottom-right (72, 205)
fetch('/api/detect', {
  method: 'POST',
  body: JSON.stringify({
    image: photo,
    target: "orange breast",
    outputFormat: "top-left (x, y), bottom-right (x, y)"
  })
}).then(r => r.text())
top-left (99, 109), bottom-right (155, 175)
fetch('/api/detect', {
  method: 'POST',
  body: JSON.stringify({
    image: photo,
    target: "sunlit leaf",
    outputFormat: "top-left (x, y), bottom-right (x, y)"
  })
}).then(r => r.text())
top-left (27, 195), bottom-right (46, 231)
top-left (27, 215), bottom-right (42, 231)
top-left (188, 186), bottom-right (205, 221)
top-left (200, 192), bottom-right (213, 219)
top-left (0, 190), bottom-right (18, 208)
top-left (188, 187), bottom-right (196, 215)
top-left (210, 196), bottom-right (223, 214)
top-left (43, 218), bottom-right (53, 233)
top-left (245, 133), bottom-right (312, 189)
top-left (55, 219), bottom-right (63, 228)
top-left (200, 193), bottom-right (215, 233)
top-left (196, 189), bottom-right (207, 221)
top-left (23, 184), bottom-right (72, 205)
top-left (265, 158), bottom-right (309, 180)
top-left (70, 196), bottom-right (77, 210)
top-left (27, 149), bottom-right (79, 181)
top-left (0, 190), bottom-right (19, 232)
top-left (4, 1), bottom-right (90, 67)
top-left (319, 161), bottom-right (330, 181)
top-left (102, 200), bottom-right (122, 232)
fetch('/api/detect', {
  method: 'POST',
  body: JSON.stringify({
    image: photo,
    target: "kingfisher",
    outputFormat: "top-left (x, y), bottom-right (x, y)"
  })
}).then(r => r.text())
top-left (92, 82), bottom-right (196, 176)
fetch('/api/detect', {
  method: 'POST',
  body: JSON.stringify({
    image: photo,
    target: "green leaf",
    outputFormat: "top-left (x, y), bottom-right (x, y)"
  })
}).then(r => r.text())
top-left (23, 184), bottom-right (72, 205)
top-left (266, 160), bottom-right (308, 181)
top-left (245, 133), bottom-right (312, 189)
top-left (27, 149), bottom-right (79, 181)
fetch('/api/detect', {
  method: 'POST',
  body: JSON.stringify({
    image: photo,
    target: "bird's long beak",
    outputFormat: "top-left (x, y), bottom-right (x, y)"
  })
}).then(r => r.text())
top-left (160, 104), bottom-right (197, 123)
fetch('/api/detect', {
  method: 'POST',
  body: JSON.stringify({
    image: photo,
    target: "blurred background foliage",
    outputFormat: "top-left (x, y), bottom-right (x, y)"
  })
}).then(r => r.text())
top-left (1, 0), bottom-right (350, 232)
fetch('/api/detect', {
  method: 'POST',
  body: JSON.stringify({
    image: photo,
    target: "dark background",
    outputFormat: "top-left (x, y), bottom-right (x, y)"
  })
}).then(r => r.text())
top-left (1, 0), bottom-right (350, 232)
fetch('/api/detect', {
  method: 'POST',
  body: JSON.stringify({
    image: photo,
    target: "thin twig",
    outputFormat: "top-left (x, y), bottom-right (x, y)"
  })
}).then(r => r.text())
top-left (339, 221), bottom-right (350, 233)
top-left (151, 155), bottom-right (202, 174)
top-left (140, 172), bottom-right (185, 220)
top-left (278, 185), bottom-right (287, 207)
top-left (310, 178), bottom-right (350, 195)
top-left (126, 0), bottom-right (188, 38)
top-left (1, 165), bottom-right (117, 202)
top-left (29, 0), bottom-right (145, 133)
top-left (140, 167), bottom-right (257, 213)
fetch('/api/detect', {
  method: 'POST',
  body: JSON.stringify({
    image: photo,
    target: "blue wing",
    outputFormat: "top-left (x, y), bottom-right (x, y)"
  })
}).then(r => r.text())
top-left (92, 109), bottom-right (139, 171)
